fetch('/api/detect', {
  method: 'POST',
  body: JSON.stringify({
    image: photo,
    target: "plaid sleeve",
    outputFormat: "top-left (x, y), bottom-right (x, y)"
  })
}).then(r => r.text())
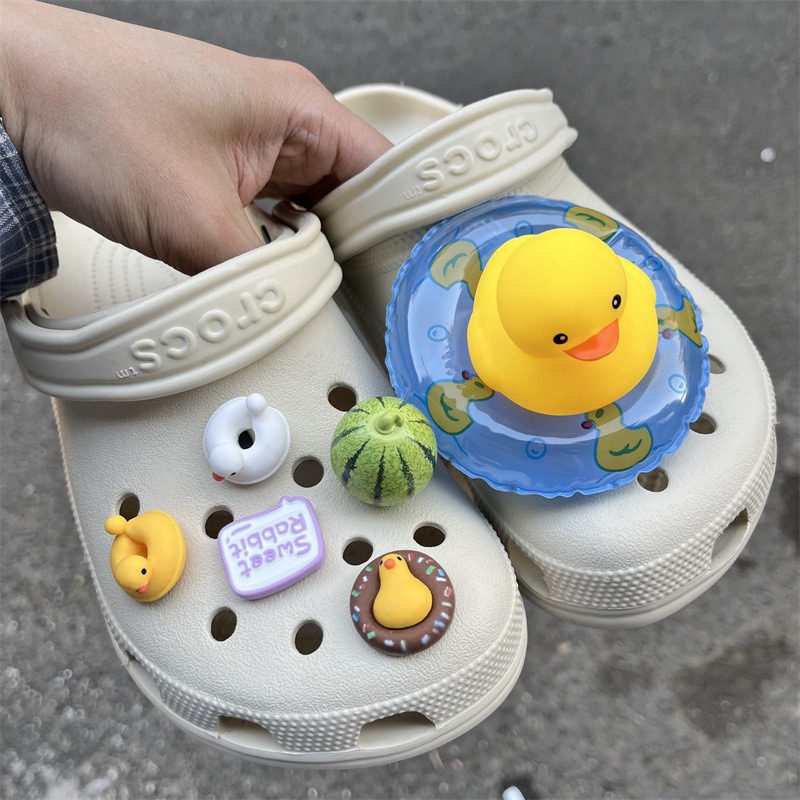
top-left (0, 119), bottom-right (58, 301)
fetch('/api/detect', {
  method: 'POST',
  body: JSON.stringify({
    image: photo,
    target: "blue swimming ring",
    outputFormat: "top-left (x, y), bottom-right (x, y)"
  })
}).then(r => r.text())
top-left (385, 196), bottom-right (710, 497)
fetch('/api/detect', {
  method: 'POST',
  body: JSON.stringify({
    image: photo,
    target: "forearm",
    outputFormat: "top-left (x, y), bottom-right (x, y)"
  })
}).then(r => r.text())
top-left (0, 0), bottom-right (389, 275)
top-left (0, 0), bottom-right (278, 265)
top-left (1, 0), bottom-right (123, 164)
top-left (0, 2), bottom-right (63, 299)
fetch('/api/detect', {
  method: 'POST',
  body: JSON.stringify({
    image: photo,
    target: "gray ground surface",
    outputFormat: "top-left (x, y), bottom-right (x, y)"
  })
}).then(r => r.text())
top-left (1, 2), bottom-right (798, 799)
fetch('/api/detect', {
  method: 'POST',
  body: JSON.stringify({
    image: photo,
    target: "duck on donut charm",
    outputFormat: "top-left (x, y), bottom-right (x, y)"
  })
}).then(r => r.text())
top-left (203, 393), bottom-right (290, 484)
top-left (350, 551), bottom-right (455, 656)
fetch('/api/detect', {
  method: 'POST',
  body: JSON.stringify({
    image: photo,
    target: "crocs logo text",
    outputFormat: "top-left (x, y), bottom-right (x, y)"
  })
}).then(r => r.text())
top-left (407, 119), bottom-right (538, 199)
top-left (129, 280), bottom-right (286, 373)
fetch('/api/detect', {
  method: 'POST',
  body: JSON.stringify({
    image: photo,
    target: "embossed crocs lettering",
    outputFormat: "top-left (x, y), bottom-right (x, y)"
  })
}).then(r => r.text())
top-left (129, 279), bottom-right (285, 375)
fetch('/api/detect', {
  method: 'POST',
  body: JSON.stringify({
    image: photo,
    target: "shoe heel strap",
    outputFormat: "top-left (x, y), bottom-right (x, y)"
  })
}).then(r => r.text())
top-left (2, 205), bottom-right (341, 402)
top-left (315, 89), bottom-right (577, 261)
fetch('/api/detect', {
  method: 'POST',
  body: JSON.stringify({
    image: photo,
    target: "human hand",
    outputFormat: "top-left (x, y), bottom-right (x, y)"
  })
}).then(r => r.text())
top-left (0, 0), bottom-right (391, 275)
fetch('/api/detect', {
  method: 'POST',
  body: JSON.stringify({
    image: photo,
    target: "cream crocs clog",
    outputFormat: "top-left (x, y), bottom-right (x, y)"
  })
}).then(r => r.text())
top-left (313, 84), bottom-right (778, 629)
top-left (1, 203), bottom-right (526, 766)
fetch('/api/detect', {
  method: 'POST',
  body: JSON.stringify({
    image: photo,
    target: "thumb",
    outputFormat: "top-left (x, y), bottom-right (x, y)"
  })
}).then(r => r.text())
top-left (325, 99), bottom-right (393, 185)
top-left (166, 197), bottom-right (265, 276)
top-left (292, 100), bottom-right (392, 208)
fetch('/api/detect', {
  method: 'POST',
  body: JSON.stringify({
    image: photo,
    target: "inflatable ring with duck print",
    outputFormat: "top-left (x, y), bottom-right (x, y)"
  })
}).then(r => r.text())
top-left (385, 196), bottom-right (710, 497)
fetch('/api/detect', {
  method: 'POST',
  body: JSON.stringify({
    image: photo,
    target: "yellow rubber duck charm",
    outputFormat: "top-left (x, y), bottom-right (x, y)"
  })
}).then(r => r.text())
top-left (467, 228), bottom-right (658, 416)
top-left (426, 371), bottom-right (494, 435)
top-left (585, 403), bottom-right (653, 472)
top-left (105, 511), bottom-right (186, 602)
top-left (372, 553), bottom-right (433, 629)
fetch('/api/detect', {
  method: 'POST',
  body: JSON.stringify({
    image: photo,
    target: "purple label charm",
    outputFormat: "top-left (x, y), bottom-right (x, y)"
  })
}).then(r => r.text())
top-left (218, 497), bottom-right (324, 599)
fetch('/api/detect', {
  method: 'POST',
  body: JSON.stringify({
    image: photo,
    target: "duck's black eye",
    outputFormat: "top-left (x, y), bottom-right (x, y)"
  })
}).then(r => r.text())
top-left (612, 294), bottom-right (621, 309)
top-left (141, 568), bottom-right (147, 575)
top-left (553, 333), bottom-right (568, 345)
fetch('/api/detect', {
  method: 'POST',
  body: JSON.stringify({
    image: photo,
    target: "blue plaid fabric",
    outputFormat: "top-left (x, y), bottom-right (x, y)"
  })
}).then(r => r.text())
top-left (0, 119), bottom-right (58, 301)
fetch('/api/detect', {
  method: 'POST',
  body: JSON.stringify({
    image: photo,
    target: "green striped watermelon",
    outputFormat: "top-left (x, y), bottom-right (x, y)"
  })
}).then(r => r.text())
top-left (330, 396), bottom-right (437, 506)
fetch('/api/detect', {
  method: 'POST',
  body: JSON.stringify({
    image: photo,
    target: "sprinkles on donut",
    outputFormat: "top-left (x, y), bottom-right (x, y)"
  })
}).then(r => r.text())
top-left (350, 550), bottom-right (455, 656)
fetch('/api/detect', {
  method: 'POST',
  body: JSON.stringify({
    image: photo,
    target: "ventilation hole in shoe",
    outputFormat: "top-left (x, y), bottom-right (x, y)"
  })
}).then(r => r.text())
top-left (238, 428), bottom-right (255, 449)
top-left (709, 355), bottom-right (725, 374)
top-left (512, 551), bottom-right (550, 599)
top-left (711, 509), bottom-right (749, 567)
top-left (328, 384), bottom-right (358, 411)
top-left (343, 539), bottom-right (373, 565)
top-left (118, 494), bottom-right (140, 520)
top-left (260, 225), bottom-right (271, 244)
top-left (293, 458), bottom-right (324, 488)
top-left (637, 468), bottom-right (668, 492)
top-left (689, 414), bottom-right (716, 435)
top-left (204, 508), bottom-right (234, 539)
top-left (358, 712), bottom-right (435, 750)
top-left (211, 608), bottom-right (237, 641)
top-left (218, 717), bottom-right (281, 752)
top-left (125, 653), bottom-right (164, 704)
top-left (413, 525), bottom-right (445, 548)
top-left (294, 621), bottom-right (323, 655)
top-left (109, 634), bottom-right (132, 666)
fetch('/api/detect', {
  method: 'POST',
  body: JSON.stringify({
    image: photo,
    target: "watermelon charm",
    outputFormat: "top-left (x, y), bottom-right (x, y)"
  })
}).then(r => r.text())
top-left (330, 397), bottom-right (437, 506)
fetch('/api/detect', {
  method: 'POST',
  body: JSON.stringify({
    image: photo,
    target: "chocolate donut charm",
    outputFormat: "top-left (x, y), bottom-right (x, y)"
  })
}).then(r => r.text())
top-left (350, 550), bottom-right (455, 656)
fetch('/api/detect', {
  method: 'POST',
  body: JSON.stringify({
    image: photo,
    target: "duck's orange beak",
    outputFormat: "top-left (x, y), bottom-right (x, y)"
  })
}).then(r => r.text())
top-left (566, 319), bottom-right (619, 361)
top-left (384, 558), bottom-right (396, 570)
top-left (136, 584), bottom-right (149, 594)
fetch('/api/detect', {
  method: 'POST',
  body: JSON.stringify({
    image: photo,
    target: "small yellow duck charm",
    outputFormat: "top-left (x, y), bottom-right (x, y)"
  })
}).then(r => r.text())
top-left (467, 228), bottom-right (658, 416)
top-left (372, 553), bottom-right (433, 629)
top-left (105, 511), bottom-right (186, 602)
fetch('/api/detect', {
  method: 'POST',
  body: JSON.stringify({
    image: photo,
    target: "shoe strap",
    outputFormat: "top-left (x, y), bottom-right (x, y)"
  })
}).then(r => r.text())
top-left (2, 205), bottom-right (341, 402)
top-left (315, 89), bottom-right (577, 261)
